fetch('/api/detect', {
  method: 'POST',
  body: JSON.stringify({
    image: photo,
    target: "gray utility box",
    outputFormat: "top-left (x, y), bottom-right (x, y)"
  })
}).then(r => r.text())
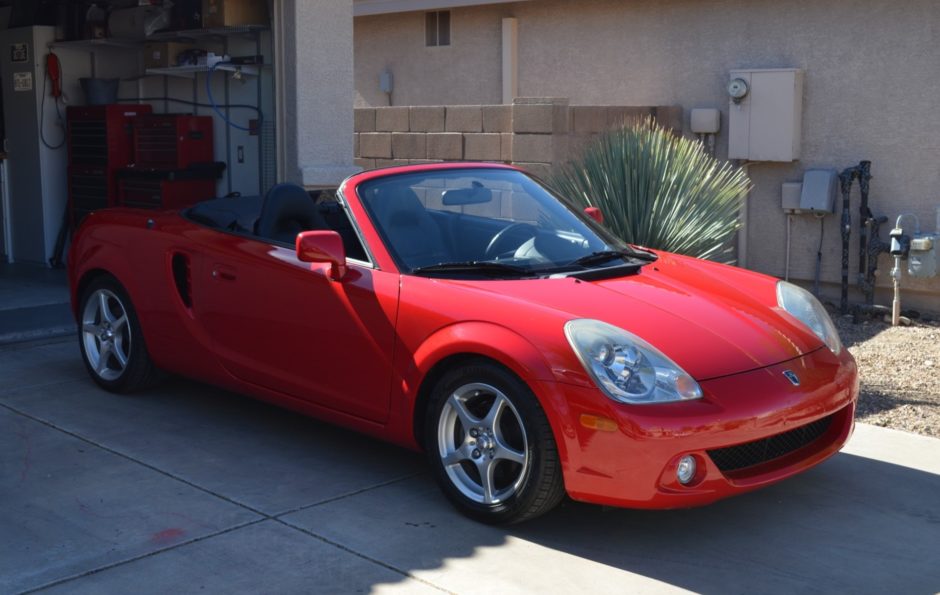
top-left (800, 169), bottom-right (838, 214)
top-left (908, 234), bottom-right (938, 278)
top-left (728, 68), bottom-right (804, 162)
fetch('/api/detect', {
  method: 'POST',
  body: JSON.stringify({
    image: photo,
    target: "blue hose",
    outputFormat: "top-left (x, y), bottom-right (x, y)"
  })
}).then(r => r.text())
top-left (206, 61), bottom-right (258, 132)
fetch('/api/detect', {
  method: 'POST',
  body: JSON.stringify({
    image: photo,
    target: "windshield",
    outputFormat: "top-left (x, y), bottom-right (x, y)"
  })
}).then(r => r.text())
top-left (357, 168), bottom-right (647, 278)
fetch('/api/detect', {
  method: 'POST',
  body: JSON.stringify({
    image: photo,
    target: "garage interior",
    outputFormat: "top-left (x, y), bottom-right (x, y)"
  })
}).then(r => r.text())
top-left (0, 0), bottom-right (275, 269)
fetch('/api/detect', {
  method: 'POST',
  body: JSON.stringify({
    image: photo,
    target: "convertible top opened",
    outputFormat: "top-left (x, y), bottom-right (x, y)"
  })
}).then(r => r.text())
top-left (69, 163), bottom-right (858, 523)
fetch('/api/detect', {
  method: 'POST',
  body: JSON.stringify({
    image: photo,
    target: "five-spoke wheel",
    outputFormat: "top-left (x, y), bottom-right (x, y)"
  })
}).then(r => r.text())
top-left (81, 288), bottom-right (131, 382)
top-left (426, 360), bottom-right (565, 524)
top-left (78, 276), bottom-right (161, 392)
top-left (437, 382), bottom-right (529, 505)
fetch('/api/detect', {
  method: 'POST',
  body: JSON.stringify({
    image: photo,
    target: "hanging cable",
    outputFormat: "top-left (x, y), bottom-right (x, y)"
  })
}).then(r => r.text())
top-left (206, 62), bottom-right (255, 132)
top-left (813, 214), bottom-right (825, 297)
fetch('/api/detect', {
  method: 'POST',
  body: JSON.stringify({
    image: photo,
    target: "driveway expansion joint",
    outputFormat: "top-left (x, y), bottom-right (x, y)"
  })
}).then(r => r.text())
top-left (18, 519), bottom-right (267, 595)
top-left (275, 518), bottom-right (457, 595)
top-left (270, 471), bottom-right (426, 518)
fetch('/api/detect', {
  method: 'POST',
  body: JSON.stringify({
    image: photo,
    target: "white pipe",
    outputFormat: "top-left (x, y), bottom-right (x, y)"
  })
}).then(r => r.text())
top-left (1, 159), bottom-right (12, 263)
top-left (737, 162), bottom-right (751, 268)
top-left (891, 254), bottom-right (902, 326)
top-left (501, 18), bottom-right (518, 104)
top-left (784, 213), bottom-right (792, 281)
top-left (272, 0), bottom-right (289, 183)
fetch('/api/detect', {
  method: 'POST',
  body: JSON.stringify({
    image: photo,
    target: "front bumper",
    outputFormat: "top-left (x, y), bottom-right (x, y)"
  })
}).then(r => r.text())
top-left (535, 346), bottom-right (858, 509)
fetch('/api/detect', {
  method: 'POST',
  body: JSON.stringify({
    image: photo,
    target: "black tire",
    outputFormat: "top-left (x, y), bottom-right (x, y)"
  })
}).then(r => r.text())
top-left (78, 275), bottom-right (162, 393)
top-left (425, 359), bottom-right (566, 524)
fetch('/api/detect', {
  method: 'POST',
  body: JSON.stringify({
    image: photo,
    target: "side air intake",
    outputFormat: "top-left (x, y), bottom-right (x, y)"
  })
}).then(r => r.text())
top-left (171, 253), bottom-right (193, 308)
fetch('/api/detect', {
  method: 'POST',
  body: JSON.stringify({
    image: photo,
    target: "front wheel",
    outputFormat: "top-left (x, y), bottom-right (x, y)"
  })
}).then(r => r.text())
top-left (425, 360), bottom-right (565, 524)
top-left (79, 276), bottom-right (161, 392)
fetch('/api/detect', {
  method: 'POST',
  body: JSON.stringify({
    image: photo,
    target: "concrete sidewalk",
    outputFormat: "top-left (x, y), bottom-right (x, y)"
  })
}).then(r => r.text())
top-left (2, 338), bottom-right (939, 594)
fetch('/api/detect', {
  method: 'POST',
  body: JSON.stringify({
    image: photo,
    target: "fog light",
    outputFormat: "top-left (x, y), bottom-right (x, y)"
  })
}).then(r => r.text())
top-left (677, 455), bottom-right (696, 485)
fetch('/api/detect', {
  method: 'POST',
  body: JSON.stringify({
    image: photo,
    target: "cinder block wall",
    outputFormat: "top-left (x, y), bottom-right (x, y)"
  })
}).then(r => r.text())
top-left (354, 98), bottom-right (681, 179)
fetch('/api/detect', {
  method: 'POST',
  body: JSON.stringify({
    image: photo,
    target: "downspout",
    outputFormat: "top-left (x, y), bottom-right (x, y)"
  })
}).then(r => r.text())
top-left (272, 0), bottom-right (290, 184)
top-left (501, 17), bottom-right (518, 104)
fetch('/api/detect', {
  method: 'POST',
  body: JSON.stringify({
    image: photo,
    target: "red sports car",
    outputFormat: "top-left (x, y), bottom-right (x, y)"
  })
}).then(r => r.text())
top-left (69, 162), bottom-right (858, 524)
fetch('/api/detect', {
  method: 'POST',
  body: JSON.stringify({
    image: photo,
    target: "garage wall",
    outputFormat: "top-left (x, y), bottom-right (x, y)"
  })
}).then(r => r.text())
top-left (54, 32), bottom-right (275, 199)
top-left (354, 0), bottom-right (940, 312)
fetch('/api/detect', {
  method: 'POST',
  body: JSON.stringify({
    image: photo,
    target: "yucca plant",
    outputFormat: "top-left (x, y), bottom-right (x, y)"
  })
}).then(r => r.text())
top-left (551, 117), bottom-right (751, 263)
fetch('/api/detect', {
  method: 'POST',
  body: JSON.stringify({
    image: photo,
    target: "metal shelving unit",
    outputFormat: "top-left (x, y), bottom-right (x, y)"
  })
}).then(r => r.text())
top-left (145, 63), bottom-right (261, 79)
top-left (48, 26), bottom-right (268, 51)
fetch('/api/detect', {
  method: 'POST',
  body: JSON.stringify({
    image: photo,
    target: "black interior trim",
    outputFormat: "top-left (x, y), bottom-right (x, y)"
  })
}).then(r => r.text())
top-left (181, 192), bottom-right (372, 266)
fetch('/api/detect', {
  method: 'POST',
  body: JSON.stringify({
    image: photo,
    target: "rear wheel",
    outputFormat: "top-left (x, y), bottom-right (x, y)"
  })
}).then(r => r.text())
top-left (425, 360), bottom-right (565, 524)
top-left (79, 276), bottom-right (161, 392)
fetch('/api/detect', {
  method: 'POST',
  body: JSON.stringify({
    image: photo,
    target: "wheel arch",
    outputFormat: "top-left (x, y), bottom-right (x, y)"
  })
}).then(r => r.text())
top-left (407, 322), bottom-right (565, 457)
top-left (73, 268), bottom-right (119, 319)
top-left (412, 352), bottom-right (494, 449)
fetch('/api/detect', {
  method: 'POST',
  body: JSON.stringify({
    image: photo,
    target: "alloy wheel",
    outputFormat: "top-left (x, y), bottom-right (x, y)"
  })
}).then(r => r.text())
top-left (436, 382), bottom-right (529, 505)
top-left (81, 288), bottom-right (131, 382)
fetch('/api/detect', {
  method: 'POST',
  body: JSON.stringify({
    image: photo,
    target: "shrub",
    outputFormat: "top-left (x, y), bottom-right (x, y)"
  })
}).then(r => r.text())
top-left (551, 117), bottom-right (751, 263)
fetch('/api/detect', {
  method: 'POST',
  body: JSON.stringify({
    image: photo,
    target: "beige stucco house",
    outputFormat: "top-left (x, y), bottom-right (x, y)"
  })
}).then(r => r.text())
top-left (351, 0), bottom-right (940, 313)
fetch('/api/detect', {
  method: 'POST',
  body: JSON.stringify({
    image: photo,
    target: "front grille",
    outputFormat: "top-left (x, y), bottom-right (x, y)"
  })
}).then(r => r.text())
top-left (707, 414), bottom-right (834, 473)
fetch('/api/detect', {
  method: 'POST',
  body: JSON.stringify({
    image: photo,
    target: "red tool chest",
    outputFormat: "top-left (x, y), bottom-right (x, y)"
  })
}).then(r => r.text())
top-left (67, 107), bottom-right (223, 223)
top-left (133, 114), bottom-right (215, 169)
top-left (66, 104), bottom-right (152, 227)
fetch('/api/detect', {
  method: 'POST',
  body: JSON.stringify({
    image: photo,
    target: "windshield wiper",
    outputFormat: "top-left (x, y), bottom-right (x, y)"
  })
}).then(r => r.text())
top-left (570, 248), bottom-right (657, 267)
top-left (411, 261), bottom-right (537, 278)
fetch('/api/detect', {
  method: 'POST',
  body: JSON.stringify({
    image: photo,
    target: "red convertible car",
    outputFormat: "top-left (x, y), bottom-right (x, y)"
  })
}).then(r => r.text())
top-left (69, 162), bottom-right (858, 523)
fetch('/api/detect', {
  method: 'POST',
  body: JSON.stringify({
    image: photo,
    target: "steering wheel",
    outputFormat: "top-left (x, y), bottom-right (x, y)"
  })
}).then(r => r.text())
top-left (484, 223), bottom-right (539, 259)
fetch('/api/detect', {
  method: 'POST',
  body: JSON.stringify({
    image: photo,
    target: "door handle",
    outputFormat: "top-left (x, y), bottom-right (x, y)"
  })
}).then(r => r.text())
top-left (212, 264), bottom-right (237, 281)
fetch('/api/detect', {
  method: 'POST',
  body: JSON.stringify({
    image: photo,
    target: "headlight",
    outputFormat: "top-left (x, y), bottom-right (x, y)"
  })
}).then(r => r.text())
top-left (564, 319), bottom-right (703, 404)
top-left (776, 281), bottom-right (842, 354)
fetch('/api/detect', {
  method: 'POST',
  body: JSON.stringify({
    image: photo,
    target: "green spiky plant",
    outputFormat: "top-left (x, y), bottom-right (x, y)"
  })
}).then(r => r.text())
top-left (551, 117), bottom-right (751, 263)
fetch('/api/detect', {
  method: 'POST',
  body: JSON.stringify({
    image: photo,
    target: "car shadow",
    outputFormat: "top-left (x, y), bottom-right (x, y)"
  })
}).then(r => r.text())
top-left (288, 445), bottom-right (940, 595)
top-left (511, 452), bottom-right (940, 593)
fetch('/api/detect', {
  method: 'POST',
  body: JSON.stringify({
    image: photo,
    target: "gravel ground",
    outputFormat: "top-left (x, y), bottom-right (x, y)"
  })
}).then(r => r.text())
top-left (834, 313), bottom-right (940, 438)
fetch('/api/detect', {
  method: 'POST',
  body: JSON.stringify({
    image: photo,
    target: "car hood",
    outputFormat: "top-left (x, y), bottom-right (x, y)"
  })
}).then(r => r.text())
top-left (455, 255), bottom-right (823, 381)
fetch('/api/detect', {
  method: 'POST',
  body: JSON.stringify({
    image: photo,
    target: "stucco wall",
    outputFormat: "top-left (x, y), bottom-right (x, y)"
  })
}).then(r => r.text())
top-left (355, 6), bottom-right (503, 107)
top-left (354, 0), bottom-right (940, 312)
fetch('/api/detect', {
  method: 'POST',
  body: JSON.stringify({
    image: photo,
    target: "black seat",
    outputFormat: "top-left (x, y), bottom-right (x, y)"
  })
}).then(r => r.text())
top-left (187, 195), bottom-right (263, 233)
top-left (255, 183), bottom-right (327, 244)
top-left (369, 185), bottom-right (450, 269)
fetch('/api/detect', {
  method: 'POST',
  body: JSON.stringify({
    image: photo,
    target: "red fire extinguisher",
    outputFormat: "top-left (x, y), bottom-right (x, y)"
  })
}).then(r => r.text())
top-left (46, 53), bottom-right (62, 98)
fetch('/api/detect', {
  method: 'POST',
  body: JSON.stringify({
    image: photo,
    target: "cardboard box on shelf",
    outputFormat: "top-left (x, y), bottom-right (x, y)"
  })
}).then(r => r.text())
top-left (202, 0), bottom-right (268, 28)
top-left (144, 42), bottom-right (198, 69)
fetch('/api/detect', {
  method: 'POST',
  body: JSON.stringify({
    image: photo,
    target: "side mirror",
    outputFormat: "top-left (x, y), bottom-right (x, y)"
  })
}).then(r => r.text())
top-left (296, 230), bottom-right (346, 281)
top-left (584, 207), bottom-right (604, 224)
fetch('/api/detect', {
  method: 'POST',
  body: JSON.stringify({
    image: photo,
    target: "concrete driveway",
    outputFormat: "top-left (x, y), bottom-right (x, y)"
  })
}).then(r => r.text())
top-left (2, 337), bottom-right (939, 594)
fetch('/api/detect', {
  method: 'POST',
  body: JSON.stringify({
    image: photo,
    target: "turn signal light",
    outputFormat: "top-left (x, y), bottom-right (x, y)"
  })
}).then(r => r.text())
top-left (579, 414), bottom-right (618, 432)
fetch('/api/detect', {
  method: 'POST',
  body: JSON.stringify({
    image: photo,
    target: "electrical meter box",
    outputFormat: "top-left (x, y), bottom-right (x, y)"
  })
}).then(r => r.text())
top-left (728, 68), bottom-right (804, 162)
